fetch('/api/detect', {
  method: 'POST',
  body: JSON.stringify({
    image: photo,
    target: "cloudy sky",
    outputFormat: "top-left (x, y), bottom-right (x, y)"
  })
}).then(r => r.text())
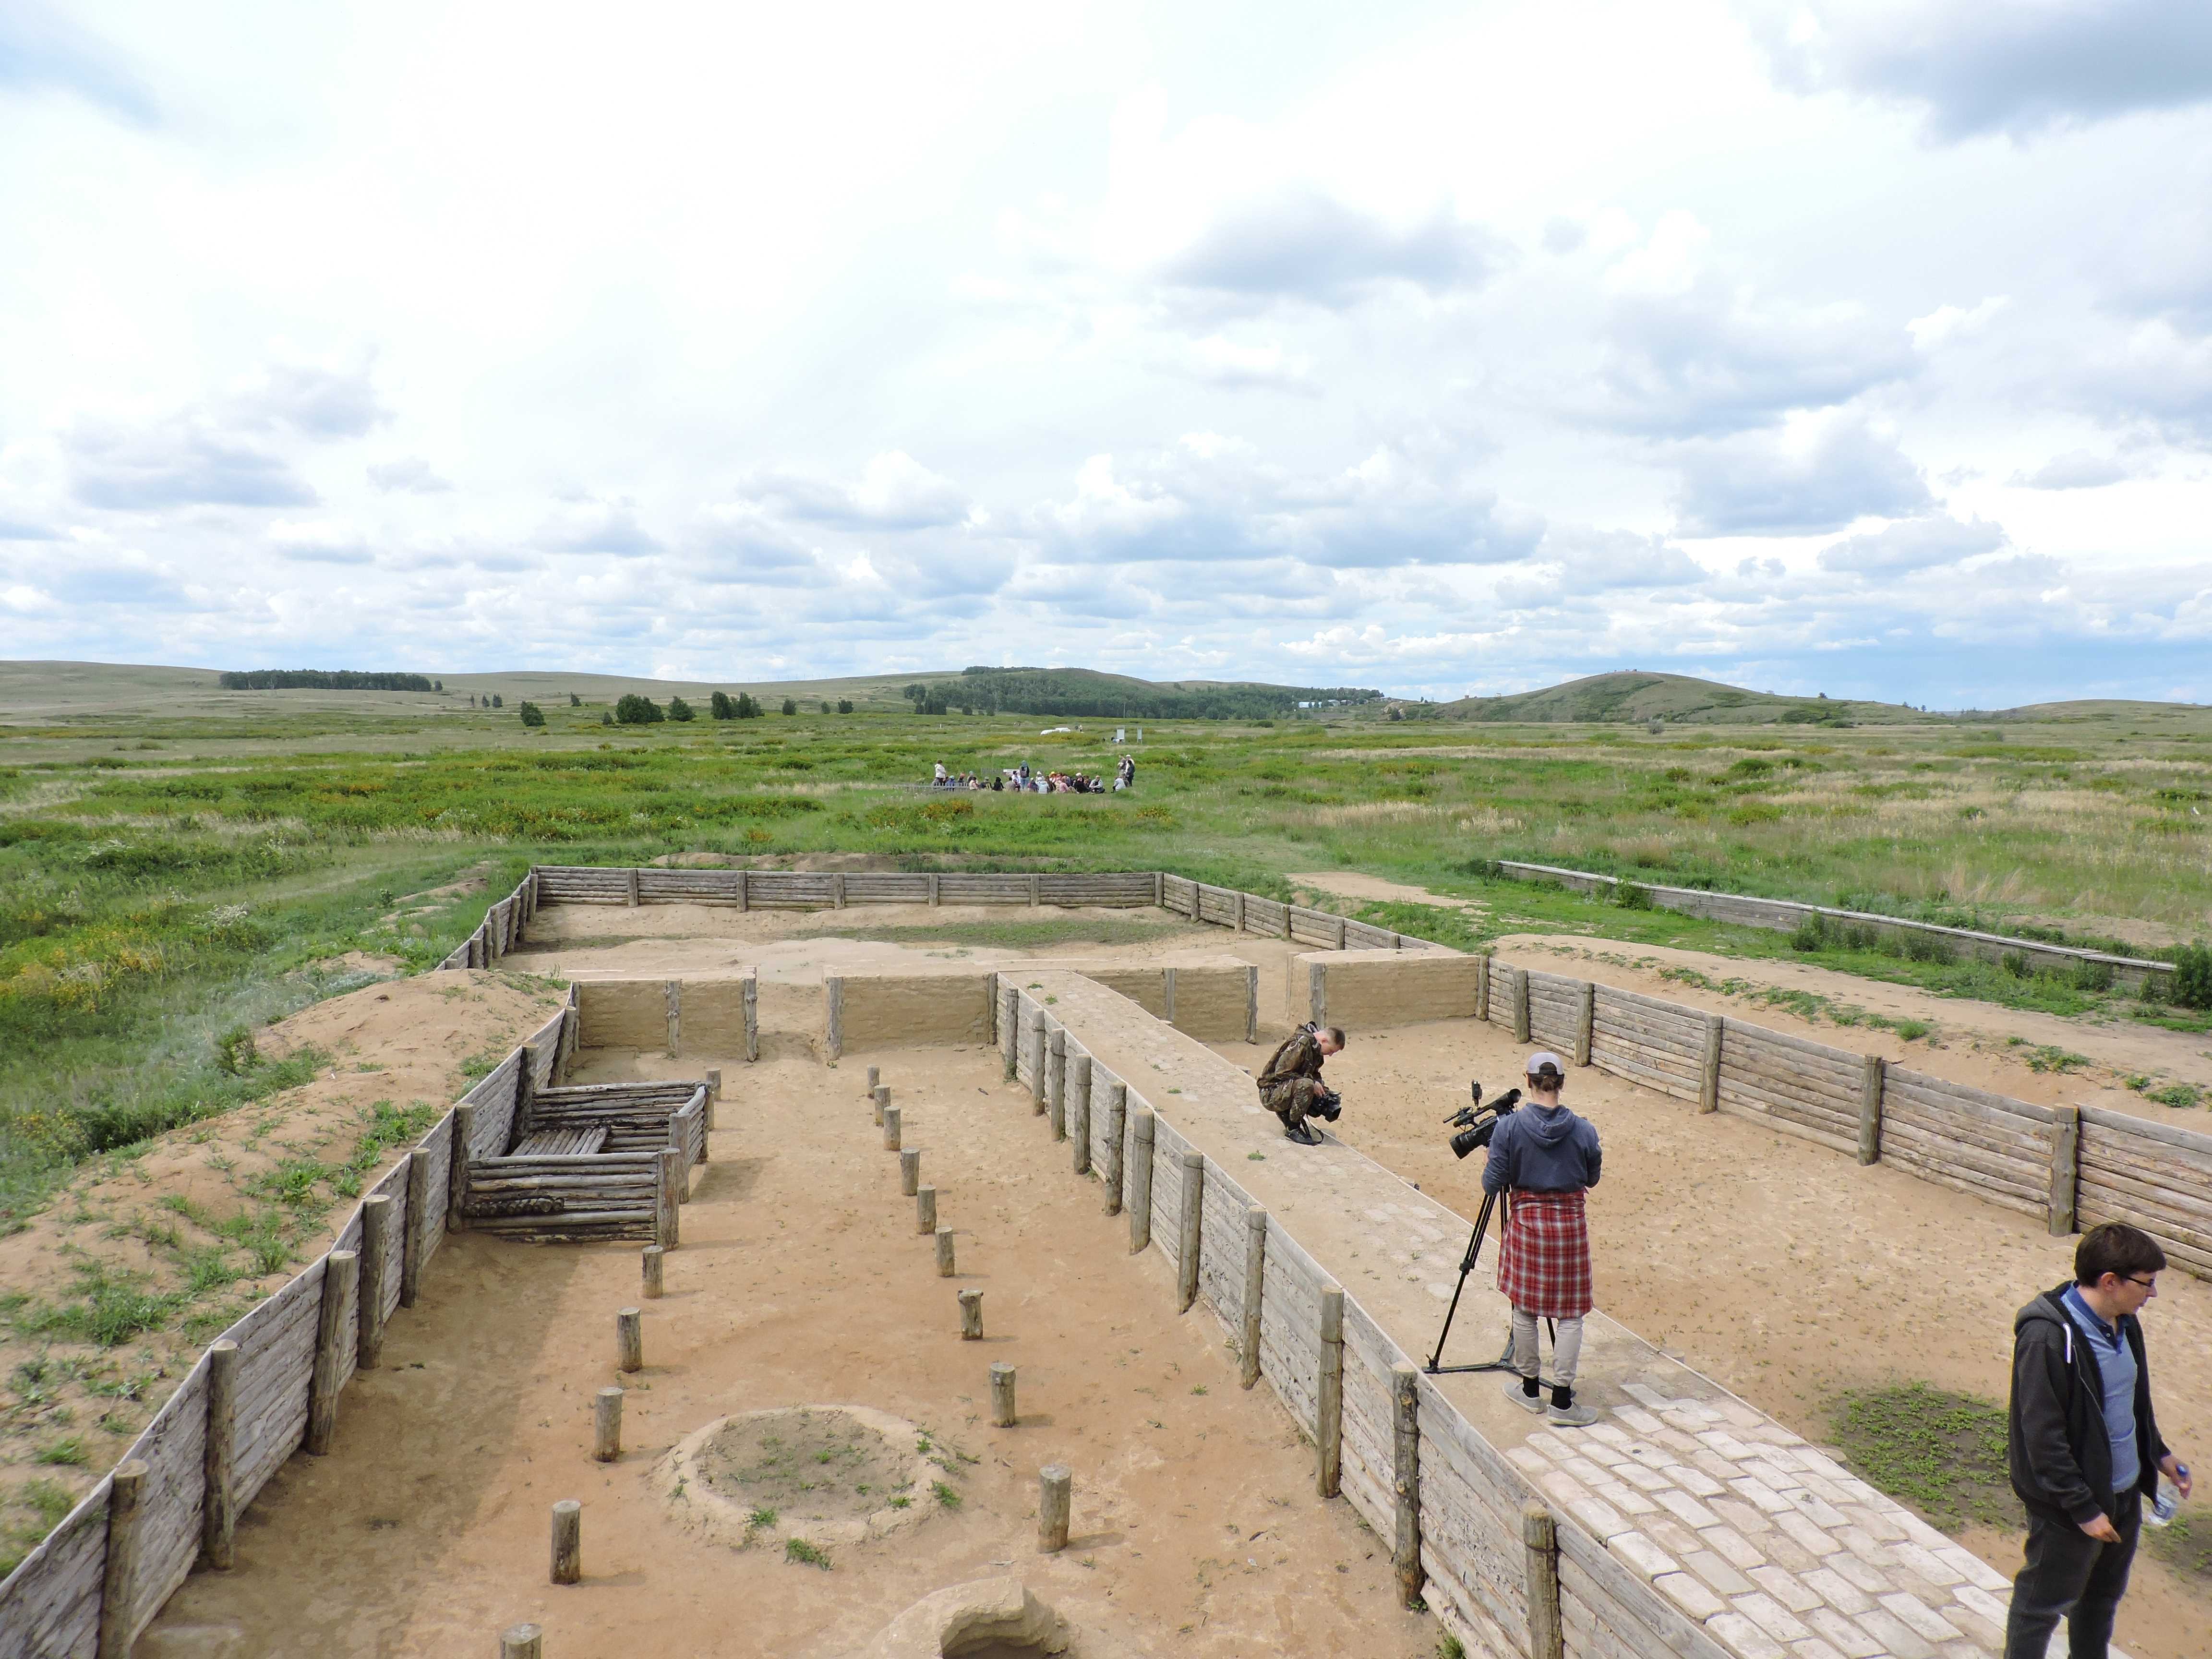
top-left (2, 0), bottom-right (2209, 706)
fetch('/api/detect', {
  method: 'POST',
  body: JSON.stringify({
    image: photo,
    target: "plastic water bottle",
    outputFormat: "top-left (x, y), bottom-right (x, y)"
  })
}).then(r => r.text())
top-left (2147, 1465), bottom-right (2187, 1528)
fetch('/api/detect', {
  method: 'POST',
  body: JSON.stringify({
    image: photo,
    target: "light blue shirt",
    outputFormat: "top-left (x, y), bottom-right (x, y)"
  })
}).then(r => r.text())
top-left (2061, 1286), bottom-right (2139, 1495)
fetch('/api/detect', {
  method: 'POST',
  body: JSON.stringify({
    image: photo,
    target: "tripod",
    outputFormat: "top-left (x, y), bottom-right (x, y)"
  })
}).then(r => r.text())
top-left (1423, 1187), bottom-right (1519, 1375)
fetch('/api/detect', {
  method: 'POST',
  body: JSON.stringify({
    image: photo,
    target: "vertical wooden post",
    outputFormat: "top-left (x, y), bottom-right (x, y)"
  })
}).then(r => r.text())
top-left (1102, 1082), bottom-right (1127, 1215)
top-left (593, 1388), bottom-right (623, 1461)
top-left (513, 1045), bottom-right (537, 1141)
top-left (1523, 1502), bottom-right (1563, 1659)
top-left (1475, 955), bottom-right (1491, 1023)
top-left (899, 1150), bottom-right (921, 1196)
top-left (616, 1308), bottom-right (643, 1373)
top-left (990, 1363), bottom-right (1017, 1426)
top-left (95, 1461), bottom-right (147, 1659)
top-left (1038, 1465), bottom-right (1072, 1553)
top-left (1233, 890), bottom-right (1247, 933)
top-left (935, 1227), bottom-right (956, 1276)
top-left (1698, 1014), bottom-right (1723, 1114)
top-left (704, 1068), bottom-right (720, 1133)
top-left (959, 1288), bottom-right (983, 1339)
top-left (873, 1084), bottom-right (890, 1126)
top-left (1029, 1010), bottom-right (1048, 1114)
top-left (1028, 873), bottom-right (1041, 907)
top-left (502, 1625), bottom-right (544, 1659)
top-left (1574, 982), bottom-right (1594, 1067)
top-left (1317, 1284), bottom-right (1344, 1498)
top-left (306, 1250), bottom-right (357, 1455)
top-left (1333, 916), bottom-right (1348, 950)
top-left (1857, 1054), bottom-right (1886, 1165)
top-left (1047, 1028), bottom-right (1067, 1140)
top-left (1512, 970), bottom-right (1530, 1045)
top-left (655, 1148), bottom-right (682, 1248)
top-left (667, 1110), bottom-right (690, 1204)
top-left (883, 1106), bottom-right (902, 1152)
top-left (400, 1150), bottom-right (429, 1309)
top-left (358, 1194), bottom-right (391, 1370)
top-left (865, 1064), bottom-right (880, 1093)
top-left (1393, 1363), bottom-right (1423, 1607)
top-left (201, 1341), bottom-right (237, 1571)
top-left (831, 872), bottom-right (846, 909)
top-left (743, 974), bottom-right (758, 1062)
top-left (1164, 966), bottom-right (1178, 1028)
top-left (927, 872), bottom-right (940, 907)
top-left (625, 867), bottom-right (639, 907)
top-left (2049, 1106), bottom-right (2080, 1237)
top-left (664, 979), bottom-right (681, 1058)
top-left (1001, 986), bottom-right (1019, 1080)
top-left (641, 1246), bottom-right (664, 1299)
top-left (1152, 870), bottom-right (1165, 908)
top-left (1069, 1055), bottom-right (1092, 1174)
top-left (1308, 960), bottom-right (1327, 1028)
top-left (551, 1500), bottom-right (581, 1585)
top-left (736, 869), bottom-right (750, 912)
top-left (824, 976), bottom-right (844, 1062)
top-left (447, 1104), bottom-right (476, 1233)
top-left (1245, 965), bottom-right (1259, 1044)
top-left (1240, 1208), bottom-right (1266, 1389)
top-left (1176, 1152), bottom-right (1203, 1313)
top-left (1129, 1110), bottom-right (1155, 1251)
top-left (917, 1186), bottom-right (938, 1235)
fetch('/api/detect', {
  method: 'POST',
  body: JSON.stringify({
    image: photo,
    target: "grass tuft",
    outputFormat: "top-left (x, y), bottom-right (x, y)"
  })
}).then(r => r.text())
top-left (1831, 1382), bottom-right (2016, 1533)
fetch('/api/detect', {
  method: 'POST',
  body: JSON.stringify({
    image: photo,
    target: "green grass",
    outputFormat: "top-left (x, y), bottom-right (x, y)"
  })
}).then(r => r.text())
top-left (1831, 1382), bottom-right (2019, 1533)
top-left (783, 1537), bottom-right (831, 1568)
top-left (2147, 1509), bottom-right (2212, 1587)
top-left (0, 1478), bottom-right (76, 1577)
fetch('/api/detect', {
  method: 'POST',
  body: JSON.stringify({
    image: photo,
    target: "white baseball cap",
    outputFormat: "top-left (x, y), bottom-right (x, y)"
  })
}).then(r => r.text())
top-left (1526, 1052), bottom-right (1565, 1077)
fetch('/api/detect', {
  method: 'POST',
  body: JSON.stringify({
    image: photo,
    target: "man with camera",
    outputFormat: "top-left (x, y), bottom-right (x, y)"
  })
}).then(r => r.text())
top-left (1258, 1022), bottom-right (1344, 1144)
top-left (1483, 1051), bottom-right (1602, 1427)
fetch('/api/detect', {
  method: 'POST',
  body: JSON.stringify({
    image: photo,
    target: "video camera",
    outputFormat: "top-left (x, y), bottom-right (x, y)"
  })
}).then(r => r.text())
top-left (1445, 1082), bottom-right (1521, 1160)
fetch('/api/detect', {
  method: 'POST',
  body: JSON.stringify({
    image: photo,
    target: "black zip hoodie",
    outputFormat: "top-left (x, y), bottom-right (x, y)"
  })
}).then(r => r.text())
top-left (2009, 1283), bottom-right (2168, 1526)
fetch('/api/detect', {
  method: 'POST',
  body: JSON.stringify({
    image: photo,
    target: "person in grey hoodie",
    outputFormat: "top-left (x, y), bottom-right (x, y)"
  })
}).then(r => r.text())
top-left (1483, 1051), bottom-right (1603, 1426)
top-left (2005, 1222), bottom-right (2190, 1659)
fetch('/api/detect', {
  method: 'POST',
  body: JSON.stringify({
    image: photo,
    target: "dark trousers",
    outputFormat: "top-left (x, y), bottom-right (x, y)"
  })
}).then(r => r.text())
top-left (2004, 1487), bottom-right (2141, 1659)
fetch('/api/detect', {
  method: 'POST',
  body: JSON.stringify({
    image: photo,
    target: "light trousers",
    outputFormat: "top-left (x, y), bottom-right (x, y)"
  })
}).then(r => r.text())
top-left (1512, 1310), bottom-right (1584, 1387)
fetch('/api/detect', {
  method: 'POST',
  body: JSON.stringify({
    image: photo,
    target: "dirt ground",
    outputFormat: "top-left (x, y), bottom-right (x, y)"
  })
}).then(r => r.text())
top-left (0, 972), bottom-right (568, 1542)
top-left (137, 1037), bottom-right (1436, 1659)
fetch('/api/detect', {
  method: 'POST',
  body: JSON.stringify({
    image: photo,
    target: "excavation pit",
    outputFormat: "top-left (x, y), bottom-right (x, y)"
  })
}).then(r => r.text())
top-left (666, 1404), bottom-right (946, 1551)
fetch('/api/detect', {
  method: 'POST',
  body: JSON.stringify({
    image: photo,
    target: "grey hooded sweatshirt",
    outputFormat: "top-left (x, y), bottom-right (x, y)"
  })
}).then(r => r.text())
top-left (1480, 1102), bottom-right (1602, 1195)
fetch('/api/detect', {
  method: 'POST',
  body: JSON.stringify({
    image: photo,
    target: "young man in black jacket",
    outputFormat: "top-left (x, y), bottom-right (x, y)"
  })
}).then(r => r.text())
top-left (2006, 1222), bottom-right (2191, 1659)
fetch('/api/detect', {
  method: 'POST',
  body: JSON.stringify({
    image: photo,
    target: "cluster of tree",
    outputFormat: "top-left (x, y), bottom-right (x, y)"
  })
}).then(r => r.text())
top-left (940, 668), bottom-right (1381, 721)
top-left (710, 691), bottom-right (763, 719)
top-left (517, 701), bottom-right (545, 727)
top-left (218, 670), bottom-right (438, 691)
top-left (468, 693), bottom-right (504, 709)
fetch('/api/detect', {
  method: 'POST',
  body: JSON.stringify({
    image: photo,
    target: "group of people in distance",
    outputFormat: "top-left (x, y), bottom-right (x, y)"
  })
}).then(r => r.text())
top-left (929, 757), bottom-right (1137, 793)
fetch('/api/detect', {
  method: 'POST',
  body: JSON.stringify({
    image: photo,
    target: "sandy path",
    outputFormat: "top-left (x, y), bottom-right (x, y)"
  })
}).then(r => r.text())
top-left (139, 1038), bottom-right (1436, 1659)
top-left (1208, 1014), bottom-right (2212, 1659)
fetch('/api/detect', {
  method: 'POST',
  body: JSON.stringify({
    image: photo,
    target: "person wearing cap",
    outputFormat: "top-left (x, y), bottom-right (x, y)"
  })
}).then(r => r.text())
top-left (1482, 1051), bottom-right (1603, 1427)
top-left (2005, 1221), bottom-right (2191, 1659)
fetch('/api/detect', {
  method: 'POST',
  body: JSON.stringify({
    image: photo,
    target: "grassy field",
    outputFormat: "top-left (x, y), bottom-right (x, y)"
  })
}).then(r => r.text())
top-left (4, 677), bottom-right (2210, 1229)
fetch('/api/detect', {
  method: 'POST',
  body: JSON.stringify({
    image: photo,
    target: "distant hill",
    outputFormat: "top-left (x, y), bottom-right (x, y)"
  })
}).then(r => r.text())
top-left (1429, 672), bottom-right (1937, 727)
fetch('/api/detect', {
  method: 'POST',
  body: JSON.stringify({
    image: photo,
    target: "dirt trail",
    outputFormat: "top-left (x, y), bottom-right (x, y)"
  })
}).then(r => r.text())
top-left (139, 1040), bottom-right (1436, 1659)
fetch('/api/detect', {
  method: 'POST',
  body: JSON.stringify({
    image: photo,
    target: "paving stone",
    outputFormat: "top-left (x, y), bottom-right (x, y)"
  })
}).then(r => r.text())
top-left (1774, 1511), bottom-right (1842, 1558)
top-left (1692, 1448), bottom-right (1750, 1485)
top-left (1935, 1546), bottom-right (2009, 1593)
top-left (1617, 1461), bottom-right (1674, 1493)
top-left (1878, 1591), bottom-right (1962, 1643)
top-left (1943, 1599), bottom-right (2004, 1648)
top-left (1700, 1525), bottom-right (1767, 1570)
top-left (1952, 1583), bottom-right (2009, 1625)
top-left (1854, 1603), bottom-right (1937, 1659)
top-left (1895, 1510), bottom-right (1954, 1552)
top-left (1654, 1571), bottom-right (1728, 1621)
top-left (1710, 1497), bottom-right (1775, 1536)
top-left (1834, 1525), bottom-right (1895, 1568)
top-left (1526, 1430), bottom-right (1577, 1459)
top-left (1589, 1478), bottom-right (1661, 1516)
top-left (1841, 1503), bottom-right (1911, 1543)
top-left (1731, 1591), bottom-right (1815, 1643)
top-left (1653, 1425), bottom-right (1711, 1455)
top-left (1622, 1382), bottom-right (1668, 1407)
top-left (1657, 1489), bottom-right (1723, 1529)
top-left (1560, 1455), bottom-right (1616, 1488)
top-left (1613, 1405), bottom-right (1664, 1435)
top-left (1824, 1552), bottom-right (1891, 1595)
top-left (1748, 1564), bottom-right (1825, 1613)
top-left (1538, 1470), bottom-right (1591, 1510)
top-left (1789, 1639), bottom-right (1849, 1659)
top-left (1506, 1445), bottom-right (1551, 1475)
top-left (1578, 1440), bottom-right (1634, 1468)
top-left (1611, 1530), bottom-right (1681, 1580)
top-left (1681, 1549), bottom-right (1756, 1596)
top-left (1707, 1611), bottom-right (1791, 1659)
top-left (1582, 1421), bottom-right (1633, 1448)
top-left (1786, 1491), bottom-right (1853, 1530)
top-left (1762, 1534), bottom-right (1823, 1575)
top-left (1699, 1429), bottom-right (1759, 1459)
top-left (1797, 1470), bottom-right (1856, 1507)
top-left (1731, 1476), bottom-right (1796, 1515)
top-left (1667, 1463), bottom-right (1730, 1498)
top-left (1801, 1566), bottom-right (1875, 1616)
top-left (1891, 1542), bottom-right (1964, 1586)
top-left (1644, 1517), bottom-right (1704, 1556)
top-left (1623, 1438), bottom-right (1671, 1466)
top-left (1566, 1496), bottom-right (1631, 1541)
top-left (1805, 1607), bottom-right (1886, 1659)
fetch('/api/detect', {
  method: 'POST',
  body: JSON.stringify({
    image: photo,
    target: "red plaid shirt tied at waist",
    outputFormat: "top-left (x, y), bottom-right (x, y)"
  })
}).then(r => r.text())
top-left (1496, 1189), bottom-right (1592, 1319)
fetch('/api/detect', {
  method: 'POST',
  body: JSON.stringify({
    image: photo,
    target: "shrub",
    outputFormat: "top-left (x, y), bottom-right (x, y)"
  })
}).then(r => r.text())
top-left (568, 692), bottom-right (581, 706)
top-left (710, 691), bottom-right (733, 720)
top-left (2174, 942), bottom-right (2212, 1010)
top-left (667, 697), bottom-right (696, 722)
top-left (517, 702), bottom-right (544, 727)
top-left (819, 701), bottom-right (831, 714)
top-left (735, 693), bottom-right (762, 719)
top-left (781, 698), bottom-right (797, 716)
top-left (836, 699), bottom-right (853, 714)
top-left (614, 695), bottom-right (664, 725)
top-left (601, 711), bottom-right (613, 725)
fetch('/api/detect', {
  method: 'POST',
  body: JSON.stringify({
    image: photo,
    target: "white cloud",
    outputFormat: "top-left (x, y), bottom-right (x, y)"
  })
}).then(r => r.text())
top-left (2010, 450), bottom-right (2132, 490)
top-left (367, 456), bottom-right (451, 493)
top-left (1817, 513), bottom-right (2008, 574)
top-left (1670, 413), bottom-right (1933, 536)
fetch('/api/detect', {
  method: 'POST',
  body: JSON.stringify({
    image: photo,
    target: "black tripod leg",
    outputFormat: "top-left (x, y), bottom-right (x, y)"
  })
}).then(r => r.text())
top-left (1424, 1189), bottom-right (1514, 1374)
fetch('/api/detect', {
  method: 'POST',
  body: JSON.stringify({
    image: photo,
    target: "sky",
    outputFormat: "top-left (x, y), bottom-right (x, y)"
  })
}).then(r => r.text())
top-left (1, 0), bottom-right (2209, 708)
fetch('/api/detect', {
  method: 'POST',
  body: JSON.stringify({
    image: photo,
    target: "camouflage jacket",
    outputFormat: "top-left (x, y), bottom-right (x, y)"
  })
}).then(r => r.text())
top-left (1259, 1028), bottom-right (1326, 1092)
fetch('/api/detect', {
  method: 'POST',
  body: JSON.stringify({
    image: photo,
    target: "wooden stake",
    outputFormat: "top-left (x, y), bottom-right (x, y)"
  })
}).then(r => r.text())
top-left (551, 1500), bottom-right (581, 1586)
top-left (824, 975), bottom-right (844, 1061)
top-left (1316, 1284), bottom-right (1344, 1498)
top-left (1523, 1501), bottom-right (1563, 1659)
top-left (1176, 1152), bottom-right (1203, 1313)
top-left (358, 1194), bottom-right (391, 1370)
top-left (2050, 1105), bottom-right (2080, 1237)
top-left (873, 1084), bottom-right (889, 1127)
top-left (400, 1150), bottom-right (429, 1309)
top-left (917, 1186), bottom-right (938, 1235)
top-left (666, 1107), bottom-right (690, 1204)
top-left (1038, 1464), bottom-right (1072, 1553)
top-left (1698, 1014), bottom-right (1723, 1115)
top-left (899, 1149), bottom-right (920, 1196)
top-left (1573, 982), bottom-right (1594, 1067)
top-left (641, 1246), bottom-right (664, 1299)
top-left (990, 1363), bottom-right (1017, 1427)
top-left (1001, 986), bottom-right (1018, 1081)
top-left (1069, 1055), bottom-right (1092, 1174)
top-left (655, 1147), bottom-right (681, 1249)
top-left (1392, 1363), bottom-right (1424, 1607)
top-left (704, 1068), bottom-right (720, 1132)
top-left (1047, 1028), bottom-right (1067, 1140)
top-left (95, 1461), bottom-right (147, 1659)
top-left (593, 1388), bottom-right (623, 1462)
top-left (616, 1308), bottom-right (643, 1373)
top-left (1101, 1082), bottom-right (1127, 1216)
top-left (1857, 1054), bottom-right (1886, 1166)
top-left (1475, 954), bottom-right (1491, 1023)
top-left (448, 1103), bottom-right (476, 1232)
top-left (306, 1250), bottom-right (357, 1456)
top-left (1512, 969), bottom-right (1530, 1045)
top-left (959, 1287), bottom-right (983, 1340)
top-left (935, 1227), bottom-right (956, 1276)
top-left (1307, 960), bottom-right (1327, 1028)
top-left (624, 866), bottom-right (639, 907)
top-left (927, 872), bottom-right (940, 907)
top-left (883, 1105), bottom-right (902, 1152)
top-left (1240, 1208), bottom-right (1266, 1389)
top-left (202, 1340), bottom-right (237, 1571)
top-left (1128, 1109), bottom-right (1154, 1251)
top-left (501, 1625), bottom-right (544, 1659)
top-left (743, 974), bottom-right (758, 1062)
top-left (866, 1065), bottom-right (880, 1093)
top-left (1029, 1010), bottom-right (1048, 1113)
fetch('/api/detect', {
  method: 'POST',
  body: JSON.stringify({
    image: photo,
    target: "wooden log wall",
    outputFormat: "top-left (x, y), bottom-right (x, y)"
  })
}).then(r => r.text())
top-left (2078, 1107), bottom-right (2212, 1276)
top-left (1522, 971), bottom-right (1584, 1054)
top-left (1586, 986), bottom-right (1706, 1105)
top-left (1713, 1022), bottom-right (1864, 1156)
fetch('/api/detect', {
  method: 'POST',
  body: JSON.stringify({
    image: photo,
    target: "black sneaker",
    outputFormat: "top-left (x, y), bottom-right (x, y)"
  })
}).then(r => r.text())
top-left (1285, 1121), bottom-right (1321, 1144)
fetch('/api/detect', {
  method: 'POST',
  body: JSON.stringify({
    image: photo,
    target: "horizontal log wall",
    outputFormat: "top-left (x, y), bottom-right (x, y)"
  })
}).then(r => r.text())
top-left (1714, 1022), bottom-right (1863, 1156)
top-left (1587, 985), bottom-right (1706, 1104)
top-left (1524, 970), bottom-right (1584, 1053)
top-left (2079, 1107), bottom-right (2212, 1276)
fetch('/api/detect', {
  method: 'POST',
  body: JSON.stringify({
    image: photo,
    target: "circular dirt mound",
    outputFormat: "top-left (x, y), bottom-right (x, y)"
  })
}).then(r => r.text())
top-left (663, 1404), bottom-right (945, 1551)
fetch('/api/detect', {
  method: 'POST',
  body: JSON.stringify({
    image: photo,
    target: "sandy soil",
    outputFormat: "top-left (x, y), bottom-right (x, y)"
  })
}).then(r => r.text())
top-left (0, 973), bottom-right (567, 1532)
top-left (138, 1039), bottom-right (1437, 1659)
top-left (1206, 1014), bottom-right (2212, 1659)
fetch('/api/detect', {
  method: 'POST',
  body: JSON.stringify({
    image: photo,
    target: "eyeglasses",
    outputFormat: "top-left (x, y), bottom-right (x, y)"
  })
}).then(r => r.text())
top-left (2124, 1275), bottom-right (2158, 1290)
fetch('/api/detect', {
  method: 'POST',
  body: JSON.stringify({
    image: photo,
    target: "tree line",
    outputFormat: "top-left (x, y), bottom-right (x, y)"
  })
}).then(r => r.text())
top-left (927, 668), bottom-right (1383, 720)
top-left (217, 670), bottom-right (440, 691)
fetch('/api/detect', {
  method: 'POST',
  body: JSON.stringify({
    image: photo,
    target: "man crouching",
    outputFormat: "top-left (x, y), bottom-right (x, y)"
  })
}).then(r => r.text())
top-left (1259, 1023), bottom-right (1344, 1144)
